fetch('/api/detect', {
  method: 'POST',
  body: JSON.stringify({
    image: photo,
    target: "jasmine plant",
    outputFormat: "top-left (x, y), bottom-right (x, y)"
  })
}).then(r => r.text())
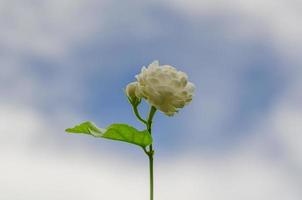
top-left (66, 61), bottom-right (195, 200)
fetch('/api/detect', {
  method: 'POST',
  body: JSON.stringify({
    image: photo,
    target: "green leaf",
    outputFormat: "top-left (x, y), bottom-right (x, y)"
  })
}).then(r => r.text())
top-left (65, 121), bottom-right (105, 137)
top-left (65, 121), bottom-right (152, 147)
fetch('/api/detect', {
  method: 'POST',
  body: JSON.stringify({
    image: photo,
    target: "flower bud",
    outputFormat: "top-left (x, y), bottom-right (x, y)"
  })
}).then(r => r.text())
top-left (126, 82), bottom-right (141, 105)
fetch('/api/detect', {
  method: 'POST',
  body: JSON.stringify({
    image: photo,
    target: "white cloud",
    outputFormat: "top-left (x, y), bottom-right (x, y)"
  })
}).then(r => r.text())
top-left (0, 0), bottom-right (107, 58)
top-left (269, 77), bottom-right (302, 166)
top-left (0, 0), bottom-right (108, 109)
top-left (0, 102), bottom-right (301, 200)
top-left (166, 0), bottom-right (302, 58)
top-left (1, 143), bottom-right (301, 199)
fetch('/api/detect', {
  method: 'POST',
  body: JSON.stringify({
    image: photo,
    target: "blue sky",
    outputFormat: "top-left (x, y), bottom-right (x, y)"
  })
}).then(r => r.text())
top-left (0, 0), bottom-right (301, 199)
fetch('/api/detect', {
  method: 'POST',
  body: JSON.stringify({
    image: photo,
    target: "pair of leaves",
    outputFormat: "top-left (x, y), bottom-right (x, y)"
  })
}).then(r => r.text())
top-left (65, 121), bottom-right (152, 148)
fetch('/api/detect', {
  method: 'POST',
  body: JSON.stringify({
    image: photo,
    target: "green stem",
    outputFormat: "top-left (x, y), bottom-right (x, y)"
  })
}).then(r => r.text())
top-left (133, 105), bottom-right (147, 125)
top-left (146, 106), bottom-right (156, 200)
top-left (148, 153), bottom-right (154, 200)
top-left (133, 104), bottom-right (157, 200)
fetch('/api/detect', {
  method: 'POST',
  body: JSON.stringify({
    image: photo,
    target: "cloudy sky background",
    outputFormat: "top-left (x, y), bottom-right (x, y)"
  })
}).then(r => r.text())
top-left (0, 0), bottom-right (301, 199)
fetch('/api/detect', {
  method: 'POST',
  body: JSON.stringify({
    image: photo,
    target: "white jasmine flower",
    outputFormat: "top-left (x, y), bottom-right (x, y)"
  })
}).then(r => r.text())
top-left (134, 61), bottom-right (195, 116)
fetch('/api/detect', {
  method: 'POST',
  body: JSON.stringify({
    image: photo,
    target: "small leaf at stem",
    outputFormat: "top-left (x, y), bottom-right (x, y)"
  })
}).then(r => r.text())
top-left (65, 121), bottom-right (152, 148)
